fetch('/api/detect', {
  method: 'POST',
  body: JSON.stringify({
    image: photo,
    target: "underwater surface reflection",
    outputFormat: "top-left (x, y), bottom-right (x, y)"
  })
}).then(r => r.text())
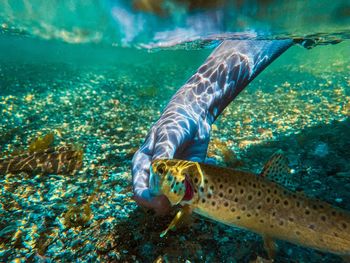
top-left (0, 1), bottom-right (350, 262)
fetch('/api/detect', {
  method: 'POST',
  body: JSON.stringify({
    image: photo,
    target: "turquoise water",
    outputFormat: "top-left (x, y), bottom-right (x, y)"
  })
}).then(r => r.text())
top-left (1, 1), bottom-right (350, 262)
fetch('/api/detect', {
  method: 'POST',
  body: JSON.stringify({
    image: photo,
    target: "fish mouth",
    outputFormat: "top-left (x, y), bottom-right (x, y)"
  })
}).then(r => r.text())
top-left (182, 175), bottom-right (194, 201)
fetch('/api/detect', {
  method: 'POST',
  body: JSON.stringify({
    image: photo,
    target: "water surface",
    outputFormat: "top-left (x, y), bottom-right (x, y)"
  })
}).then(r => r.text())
top-left (0, 1), bottom-right (350, 262)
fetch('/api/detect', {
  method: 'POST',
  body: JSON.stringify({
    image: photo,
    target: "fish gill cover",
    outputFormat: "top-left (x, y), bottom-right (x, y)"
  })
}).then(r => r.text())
top-left (0, 0), bottom-right (349, 262)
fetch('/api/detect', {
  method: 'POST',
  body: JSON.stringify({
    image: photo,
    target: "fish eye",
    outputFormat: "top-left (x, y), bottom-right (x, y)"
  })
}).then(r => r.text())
top-left (157, 164), bottom-right (166, 175)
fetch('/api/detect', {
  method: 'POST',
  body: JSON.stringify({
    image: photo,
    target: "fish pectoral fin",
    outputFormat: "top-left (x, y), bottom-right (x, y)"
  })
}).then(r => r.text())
top-left (260, 150), bottom-right (295, 190)
top-left (263, 235), bottom-right (277, 260)
top-left (160, 205), bottom-right (192, 238)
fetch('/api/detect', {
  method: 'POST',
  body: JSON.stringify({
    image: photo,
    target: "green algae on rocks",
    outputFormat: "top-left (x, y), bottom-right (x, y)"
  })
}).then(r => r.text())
top-left (64, 181), bottom-right (102, 228)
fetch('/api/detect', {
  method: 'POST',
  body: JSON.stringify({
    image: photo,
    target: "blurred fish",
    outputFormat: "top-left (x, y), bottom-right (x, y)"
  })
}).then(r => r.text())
top-left (0, 145), bottom-right (83, 175)
top-left (150, 151), bottom-right (350, 258)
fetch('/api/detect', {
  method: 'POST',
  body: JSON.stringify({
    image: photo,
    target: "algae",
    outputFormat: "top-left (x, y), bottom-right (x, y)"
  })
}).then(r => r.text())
top-left (64, 181), bottom-right (101, 228)
top-left (64, 201), bottom-right (93, 228)
top-left (209, 138), bottom-right (244, 167)
top-left (28, 133), bottom-right (54, 153)
top-left (35, 228), bottom-right (56, 256)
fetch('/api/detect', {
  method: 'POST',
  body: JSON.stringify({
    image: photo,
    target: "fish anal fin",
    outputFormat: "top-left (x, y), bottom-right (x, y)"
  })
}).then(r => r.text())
top-left (160, 205), bottom-right (192, 238)
top-left (260, 150), bottom-right (294, 189)
top-left (263, 235), bottom-right (277, 260)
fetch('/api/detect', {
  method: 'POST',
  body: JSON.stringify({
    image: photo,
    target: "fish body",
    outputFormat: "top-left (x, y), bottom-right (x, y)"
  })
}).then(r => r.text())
top-left (150, 155), bottom-right (350, 257)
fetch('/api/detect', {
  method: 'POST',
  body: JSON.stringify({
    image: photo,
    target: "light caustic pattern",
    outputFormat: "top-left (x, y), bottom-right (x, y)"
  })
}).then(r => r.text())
top-left (132, 39), bottom-right (293, 200)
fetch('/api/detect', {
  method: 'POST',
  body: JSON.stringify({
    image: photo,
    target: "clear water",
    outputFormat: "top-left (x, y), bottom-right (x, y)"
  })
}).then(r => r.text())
top-left (0, 1), bottom-right (350, 262)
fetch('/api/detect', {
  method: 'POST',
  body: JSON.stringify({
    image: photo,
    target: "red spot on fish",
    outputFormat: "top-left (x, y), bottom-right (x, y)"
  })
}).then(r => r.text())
top-left (183, 177), bottom-right (194, 201)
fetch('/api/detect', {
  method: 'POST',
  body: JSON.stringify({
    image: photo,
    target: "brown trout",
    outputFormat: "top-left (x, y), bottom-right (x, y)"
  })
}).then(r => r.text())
top-left (149, 152), bottom-right (350, 258)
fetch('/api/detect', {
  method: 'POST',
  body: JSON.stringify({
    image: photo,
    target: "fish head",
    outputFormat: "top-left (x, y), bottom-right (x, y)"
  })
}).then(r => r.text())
top-left (150, 159), bottom-right (195, 206)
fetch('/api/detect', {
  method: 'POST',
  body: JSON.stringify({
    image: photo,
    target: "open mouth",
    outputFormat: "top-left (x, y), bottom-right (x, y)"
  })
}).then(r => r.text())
top-left (182, 176), bottom-right (194, 201)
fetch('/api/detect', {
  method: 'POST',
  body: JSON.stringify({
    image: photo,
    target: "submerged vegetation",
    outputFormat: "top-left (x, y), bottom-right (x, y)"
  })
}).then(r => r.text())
top-left (64, 198), bottom-right (93, 228)
top-left (64, 181), bottom-right (101, 228)
top-left (208, 138), bottom-right (244, 168)
top-left (28, 132), bottom-right (54, 153)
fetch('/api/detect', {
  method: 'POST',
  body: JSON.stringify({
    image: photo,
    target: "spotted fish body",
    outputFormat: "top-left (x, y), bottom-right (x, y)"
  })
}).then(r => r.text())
top-left (150, 156), bottom-right (350, 257)
top-left (0, 146), bottom-right (83, 175)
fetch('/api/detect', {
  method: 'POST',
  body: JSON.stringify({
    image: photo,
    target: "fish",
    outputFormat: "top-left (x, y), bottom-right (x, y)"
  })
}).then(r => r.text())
top-left (0, 145), bottom-right (83, 175)
top-left (149, 151), bottom-right (350, 258)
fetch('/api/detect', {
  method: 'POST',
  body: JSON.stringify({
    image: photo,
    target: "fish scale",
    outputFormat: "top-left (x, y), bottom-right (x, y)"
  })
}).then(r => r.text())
top-left (150, 156), bottom-right (350, 258)
top-left (193, 163), bottom-right (350, 254)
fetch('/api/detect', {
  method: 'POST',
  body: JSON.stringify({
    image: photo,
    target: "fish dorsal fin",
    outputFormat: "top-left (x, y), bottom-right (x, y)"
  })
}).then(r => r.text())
top-left (260, 150), bottom-right (294, 189)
